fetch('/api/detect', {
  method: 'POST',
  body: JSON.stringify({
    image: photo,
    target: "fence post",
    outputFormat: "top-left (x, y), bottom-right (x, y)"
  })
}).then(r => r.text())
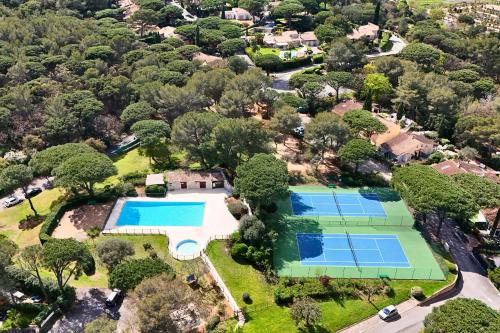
top-left (428, 269), bottom-right (432, 279)
top-left (395, 268), bottom-right (398, 279)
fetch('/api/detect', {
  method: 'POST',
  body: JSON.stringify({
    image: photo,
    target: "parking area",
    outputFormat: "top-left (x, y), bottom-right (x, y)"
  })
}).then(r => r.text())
top-left (49, 288), bottom-right (119, 333)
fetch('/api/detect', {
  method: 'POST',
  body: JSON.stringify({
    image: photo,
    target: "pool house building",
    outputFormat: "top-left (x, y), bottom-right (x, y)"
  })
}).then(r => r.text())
top-left (167, 170), bottom-right (226, 191)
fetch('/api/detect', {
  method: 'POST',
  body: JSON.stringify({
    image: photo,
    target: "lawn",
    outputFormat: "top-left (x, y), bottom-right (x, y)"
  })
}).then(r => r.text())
top-left (101, 148), bottom-right (151, 186)
top-left (0, 188), bottom-right (62, 247)
top-left (207, 240), bottom-right (455, 333)
top-left (63, 234), bottom-right (204, 288)
top-left (408, 0), bottom-right (443, 9)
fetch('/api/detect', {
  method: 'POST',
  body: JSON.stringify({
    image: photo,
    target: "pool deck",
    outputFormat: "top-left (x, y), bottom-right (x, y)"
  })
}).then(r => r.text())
top-left (103, 189), bottom-right (238, 259)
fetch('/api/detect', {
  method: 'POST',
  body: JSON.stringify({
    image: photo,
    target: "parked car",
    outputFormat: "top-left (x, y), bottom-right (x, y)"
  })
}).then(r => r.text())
top-left (42, 181), bottom-right (54, 190)
top-left (105, 289), bottom-right (122, 308)
top-left (3, 196), bottom-right (23, 208)
top-left (378, 305), bottom-right (398, 320)
top-left (25, 187), bottom-right (42, 199)
top-left (30, 295), bottom-right (43, 303)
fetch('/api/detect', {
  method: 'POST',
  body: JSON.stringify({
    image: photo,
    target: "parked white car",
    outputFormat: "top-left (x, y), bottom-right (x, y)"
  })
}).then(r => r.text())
top-left (378, 305), bottom-right (398, 320)
top-left (3, 196), bottom-right (23, 208)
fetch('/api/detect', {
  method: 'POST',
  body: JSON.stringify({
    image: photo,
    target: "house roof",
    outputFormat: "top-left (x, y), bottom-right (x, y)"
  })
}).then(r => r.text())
top-left (146, 173), bottom-right (165, 186)
top-left (347, 22), bottom-right (379, 40)
top-left (231, 7), bottom-right (251, 16)
top-left (193, 52), bottom-right (226, 67)
top-left (301, 31), bottom-right (318, 42)
top-left (432, 159), bottom-right (499, 182)
top-left (381, 132), bottom-right (435, 156)
top-left (167, 170), bottom-right (224, 183)
top-left (331, 100), bottom-right (363, 116)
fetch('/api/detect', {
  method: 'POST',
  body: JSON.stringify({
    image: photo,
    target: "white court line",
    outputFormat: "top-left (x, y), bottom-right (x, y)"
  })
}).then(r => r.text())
top-left (374, 239), bottom-right (385, 263)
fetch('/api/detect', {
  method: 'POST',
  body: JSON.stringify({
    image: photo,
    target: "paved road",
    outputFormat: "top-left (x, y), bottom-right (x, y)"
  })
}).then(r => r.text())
top-left (340, 217), bottom-right (500, 333)
top-left (0, 177), bottom-right (52, 212)
top-left (366, 34), bottom-right (407, 58)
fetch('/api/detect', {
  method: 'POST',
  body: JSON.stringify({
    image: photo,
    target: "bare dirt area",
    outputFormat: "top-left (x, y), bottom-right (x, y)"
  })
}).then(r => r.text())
top-left (52, 202), bottom-right (113, 241)
top-left (372, 116), bottom-right (401, 146)
top-left (118, 0), bottom-right (139, 19)
top-left (275, 136), bottom-right (311, 177)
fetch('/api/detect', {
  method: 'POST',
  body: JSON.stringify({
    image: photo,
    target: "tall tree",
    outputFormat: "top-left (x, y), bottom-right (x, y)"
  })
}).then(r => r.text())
top-left (0, 164), bottom-right (38, 216)
top-left (304, 112), bottom-right (350, 158)
top-left (298, 82), bottom-right (323, 115)
top-left (52, 152), bottom-right (117, 197)
top-left (290, 296), bottom-right (322, 329)
top-left (343, 109), bottom-right (387, 138)
top-left (323, 71), bottom-right (353, 103)
top-left (392, 165), bottom-right (478, 237)
top-left (269, 106), bottom-right (302, 140)
top-left (424, 298), bottom-right (500, 333)
top-left (325, 39), bottom-right (367, 72)
top-left (131, 120), bottom-right (172, 165)
top-left (42, 238), bottom-right (94, 292)
top-left (363, 73), bottom-right (392, 105)
top-left (17, 245), bottom-right (49, 300)
top-left (337, 138), bottom-right (376, 173)
top-left (451, 173), bottom-right (500, 237)
top-left (209, 118), bottom-right (271, 176)
top-left (235, 153), bottom-right (289, 210)
top-left (171, 111), bottom-right (221, 168)
top-left (131, 9), bottom-right (160, 37)
top-left (272, 0), bottom-right (305, 27)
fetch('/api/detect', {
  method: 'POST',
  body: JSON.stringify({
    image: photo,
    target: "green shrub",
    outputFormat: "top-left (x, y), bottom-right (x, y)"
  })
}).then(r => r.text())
top-left (410, 286), bottom-right (424, 299)
top-left (242, 292), bottom-right (251, 303)
top-left (488, 267), bottom-right (500, 290)
top-left (145, 184), bottom-right (166, 197)
top-left (227, 201), bottom-right (249, 219)
top-left (206, 315), bottom-right (220, 331)
top-left (312, 53), bottom-right (324, 64)
top-left (447, 262), bottom-right (458, 275)
top-left (120, 170), bottom-right (147, 186)
top-left (230, 243), bottom-right (248, 261)
top-left (109, 258), bottom-right (173, 291)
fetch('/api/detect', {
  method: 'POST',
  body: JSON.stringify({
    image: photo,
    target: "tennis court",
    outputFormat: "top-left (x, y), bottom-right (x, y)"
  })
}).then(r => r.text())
top-left (296, 233), bottom-right (410, 268)
top-left (291, 192), bottom-right (387, 217)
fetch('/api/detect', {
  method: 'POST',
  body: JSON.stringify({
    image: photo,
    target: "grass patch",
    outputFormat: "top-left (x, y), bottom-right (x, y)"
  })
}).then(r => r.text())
top-left (207, 240), bottom-right (455, 332)
top-left (0, 189), bottom-right (62, 247)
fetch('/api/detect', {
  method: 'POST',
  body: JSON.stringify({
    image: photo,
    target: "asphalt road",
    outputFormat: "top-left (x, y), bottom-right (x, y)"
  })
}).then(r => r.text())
top-left (0, 177), bottom-right (52, 212)
top-left (340, 217), bottom-right (500, 333)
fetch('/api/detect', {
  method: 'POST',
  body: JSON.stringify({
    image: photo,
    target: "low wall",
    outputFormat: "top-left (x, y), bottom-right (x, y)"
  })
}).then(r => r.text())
top-left (419, 265), bottom-right (460, 306)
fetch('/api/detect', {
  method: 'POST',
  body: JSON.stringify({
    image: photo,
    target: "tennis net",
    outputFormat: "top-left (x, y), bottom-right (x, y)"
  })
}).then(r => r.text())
top-left (332, 191), bottom-right (345, 223)
top-left (346, 231), bottom-right (360, 269)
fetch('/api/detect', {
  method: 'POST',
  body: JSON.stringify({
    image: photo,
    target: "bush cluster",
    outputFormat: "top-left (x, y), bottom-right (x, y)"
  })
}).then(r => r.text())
top-left (120, 170), bottom-right (148, 186)
top-left (109, 257), bottom-right (173, 291)
top-left (145, 184), bottom-right (166, 197)
top-left (274, 278), bottom-right (387, 304)
top-left (227, 200), bottom-right (249, 220)
top-left (230, 242), bottom-right (269, 268)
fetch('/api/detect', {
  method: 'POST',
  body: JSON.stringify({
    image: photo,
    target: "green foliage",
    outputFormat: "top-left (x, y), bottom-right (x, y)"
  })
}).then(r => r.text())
top-left (448, 69), bottom-right (480, 83)
top-left (234, 153), bottom-right (289, 209)
top-left (400, 43), bottom-right (441, 71)
top-left (343, 109), bottom-right (386, 138)
top-left (84, 45), bottom-right (114, 61)
top-left (363, 73), bottom-right (392, 104)
top-left (230, 243), bottom-right (249, 260)
top-left (171, 111), bottom-right (221, 168)
top-left (53, 152), bottom-right (117, 196)
top-left (451, 173), bottom-right (500, 208)
top-left (228, 56), bottom-right (249, 74)
top-left (269, 106), bottom-right (302, 136)
top-left (109, 258), bottom-right (172, 291)
top-left (338, 139), bottom-right (376, 172)
top-left (254, 53), bottom-right (283, 74)
top-left (304, 112), bottom-right (349, 157)
top-left (217, 38), bottom-right (246, 57)
top-left (206, 315), bottom-right (221, 331)
top-left (83, 314), bottom-right (117, 333)
top-left (29, 143), bottom-right (97, 176)
top-left (272, 0), bottom-right (305, 26)
top-left (227, 201), bottom-right (249, 220)
top-left (96, 238), bottom-right (135, 271)
top-left (423, 298), bottom-right (500, 333)
top-left (239, 215), bottom-right (266, 245)
top-left (392, 165), bottom-right (479, 235)
top-left (120, 101), bottom-right (156, 128)
top-left (325, 39), bottom-right (367, 72)
top-left (42, 238), bottom-right (95, 290)
top-left (488, 268), bottom-right (500, 290)
top-left (290, 296), bottom-right (321, 327)
top-left (410, 286), bottom-right (424, 299)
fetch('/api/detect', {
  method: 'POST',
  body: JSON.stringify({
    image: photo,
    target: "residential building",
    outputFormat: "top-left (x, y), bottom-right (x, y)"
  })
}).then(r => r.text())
top-left (263, 31), bottom-right (318, 49)
top-left (300, 31), bottom-right (319, 47)
top-left (379, 132), bottom-right (435, 164)
top-left (167, 170), bottom-right (226, 191)
top-left (432, 159), bottom-right (499, 183)
top-left (193, 52), bottom-right (226, 68)
top-left (347, 22), bottom-right (380, 40)
top-left (331, 100), bottom-right (364, 117)
top-left (224, 7), bottom-right (252, 21)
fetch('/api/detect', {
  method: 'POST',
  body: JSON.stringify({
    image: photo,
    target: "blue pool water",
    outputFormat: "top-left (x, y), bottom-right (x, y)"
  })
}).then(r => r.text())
top-left (176, 239), bottom-right (200, 256)
top-left (116, 201), bottom-right (205, 227)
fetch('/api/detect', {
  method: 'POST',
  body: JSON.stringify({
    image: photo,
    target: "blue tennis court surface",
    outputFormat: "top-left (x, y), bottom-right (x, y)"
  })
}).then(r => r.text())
top-left (296, 233), bottom-right (410, 268)
top-left (291, 192), bottom-right (386, 217)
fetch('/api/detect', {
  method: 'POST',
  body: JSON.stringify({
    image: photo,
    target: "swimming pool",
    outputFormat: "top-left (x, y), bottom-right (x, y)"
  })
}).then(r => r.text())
top-left (116, 201), bottom-right (205, 227)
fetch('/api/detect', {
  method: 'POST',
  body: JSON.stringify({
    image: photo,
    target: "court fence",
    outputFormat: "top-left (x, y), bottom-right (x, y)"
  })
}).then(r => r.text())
top-left (279, 265), bottom-right (447, 280)
top-left (287, 214), bottom-right (414, 227)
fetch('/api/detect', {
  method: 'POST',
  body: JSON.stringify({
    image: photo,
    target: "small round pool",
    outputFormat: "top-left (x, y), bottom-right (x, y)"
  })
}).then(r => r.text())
top-left (176, 239), bottom-right (199, 256)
